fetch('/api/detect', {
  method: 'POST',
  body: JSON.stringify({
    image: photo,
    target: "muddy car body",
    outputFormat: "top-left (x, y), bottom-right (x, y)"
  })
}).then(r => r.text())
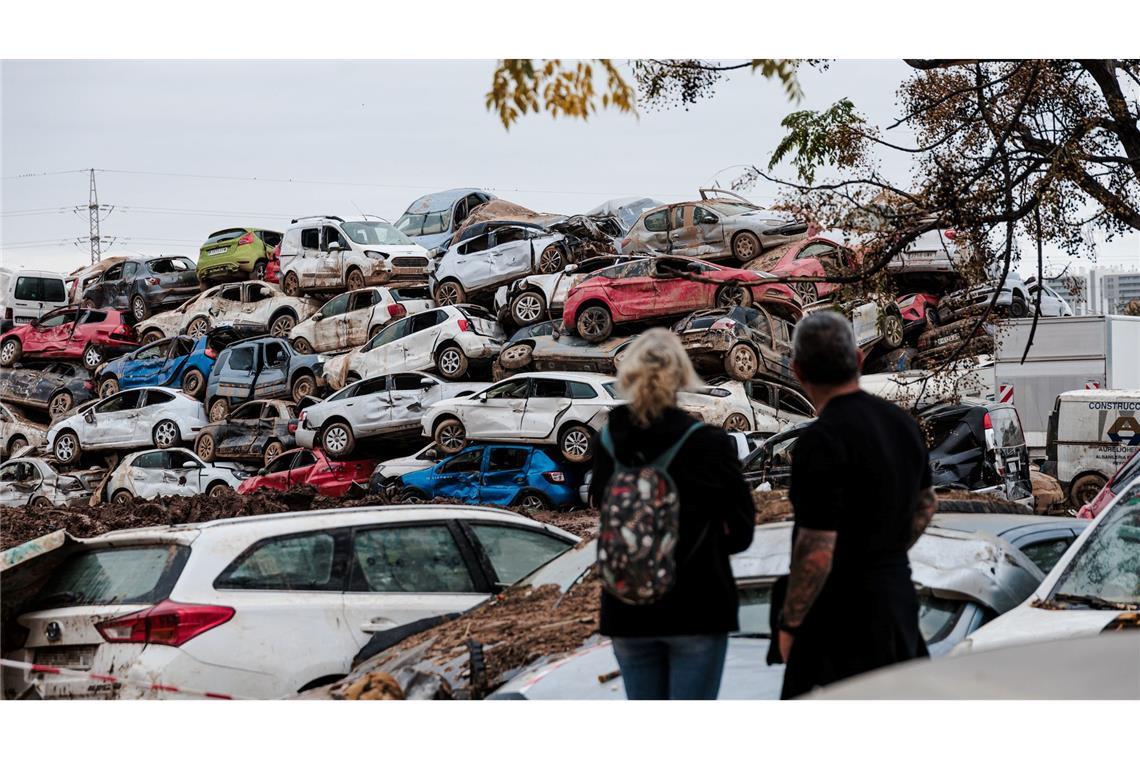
top-left (46, 387), bottom-right (208, 465)
top-left (750, 236), bottom-right (859, 306)
top-left (134, 281), bottom-right (320, 344)
top-left (287, 287), bottom-right (411, 355)
top-left (673, 382), bottom-right (783, 433)
top-left (297, 371), bottom-right (485, 458)
top-left (494, 256), bottom-right (644, 328)
top-left (621, 188), bottom-right (807, 264)
top-left (204, 337), bottom-right (324, 422)
top-left (0, 361), bottom-right (94, 419)
top-left (583, 197), bottom-right (664, 237)
top-left (193, 399), bottom-right (298, 467)
top-left (236, 447), bottom-right (376, 498)
top-left (95, 331), bottom-right (232, 400)
top-left (80, 256), bottom-right (200, 322)
top-left (431, 223), bottom-right (566, 307)
top-left (0, 457), bottom-right (92, 508)
top-left (0, 402), bottom-right (48, 459)
top-left (493, 321), bottom-right (634, 380)
top-left (280, 215), bottom-right (433, 296)
top-left (937, 272), bottom-right (1068, 321)
top-left (105, 447), bottom-right (249, 504)
top-left (0, 306), bottom-right (138, 371)
top-left (673, 306), bottom-right (798, 384)
top-left (64, 256), bottom-right (133, 304)
top-left (396, 188), bottom-right (496, 251)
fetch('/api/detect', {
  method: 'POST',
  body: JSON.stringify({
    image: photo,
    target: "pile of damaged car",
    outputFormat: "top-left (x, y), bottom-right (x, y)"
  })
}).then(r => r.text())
top-left (6, 183), bottom-right (1130, 704)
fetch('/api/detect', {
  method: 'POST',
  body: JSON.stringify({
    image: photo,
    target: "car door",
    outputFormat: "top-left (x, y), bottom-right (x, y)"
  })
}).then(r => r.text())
top-left (27, 309), bottom-right (79, 354)
top-left (297, 227), bottom-right (322, 288)
top-left (311, 293), bottom-right (350, 352)
top-left (218, 401), bottom-right (264, 457)
top-left (387, 373), bottom-right (433, 429)
top-left (90, 263), bottom-right (122, 307)
top-left (519, 377), bottom-right (574, 440)
top-left (692, 206), bottom-right (725, 257)
top-left (258, 449), bottom-right (300, 490)
top-left (0, 461), bottom-right (40, 508)
top-left (461, 521), bottom-right (573, 587)
top-left (253, 340), bottom-right (290, 398)
top-left (256, 402), bottom-right (287, 453)
top-left (653, 258), bottom-right (707, 312)
top-left (478, 447), bottom-right (531, 504)
top-left (604, 260), bottom-right (658, 319)
top-left (400, 310), bottom-right (446, 372)
top-left (288, 449), bottom-right (320, 488)
top-left (321, 226), bottom-right (350, 288)
top-left (639, 208), bottom-right (671, 252)
top-left (451, 232), bottom-right (494, 289)
top-left (357, 317), bottom-right (412, 376)
top-left (668, 205), bottom-right (698, 254)
top-left (429, 446), bottom-right (484, 502)
top-left (126, 450), bottom-right (173, 499)
top-left (340, 521), bottom-right (488, 646)
top-left (88, 389), bottom-right (145, 445)
top-left (486, 226), bottom-right (538, 286)
top-left (344, 290), bottom-right (377, 347)
top-left (120, 339), bottom-right (172, 388)
top-left (217, 344), bottom-right (259, 402)
top-left (114, 261), bottom-right (139, 310)
top-left (988, 407), bottom-right (1032, 500)
top-left (344, 376), bottom-right (392, 437)
top-left (469, 377), bottom-right (529, 437)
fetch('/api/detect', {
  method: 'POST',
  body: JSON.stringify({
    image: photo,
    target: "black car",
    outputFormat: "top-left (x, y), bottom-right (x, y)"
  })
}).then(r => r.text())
top-left (0, 361), bottom-right (95, 419)
top-left (193, 399), bottom-right (299, 467)
top-left (80, 256), bottom-right (200, 322)
top-left (920, 400), bottom-right (1033, 505)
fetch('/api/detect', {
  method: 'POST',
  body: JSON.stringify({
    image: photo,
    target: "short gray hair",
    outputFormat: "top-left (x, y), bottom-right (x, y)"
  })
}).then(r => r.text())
top-left (792, 310), bottom-right (859, 385)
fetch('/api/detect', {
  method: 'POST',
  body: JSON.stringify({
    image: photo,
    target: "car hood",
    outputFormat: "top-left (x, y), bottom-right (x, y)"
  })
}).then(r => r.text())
top-left (956, 602), bottom-right (1126, 654)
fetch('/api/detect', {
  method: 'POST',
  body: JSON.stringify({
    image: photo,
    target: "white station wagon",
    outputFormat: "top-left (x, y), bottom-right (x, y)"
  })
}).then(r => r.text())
top-left (7, 506), bottom-right (577, 699)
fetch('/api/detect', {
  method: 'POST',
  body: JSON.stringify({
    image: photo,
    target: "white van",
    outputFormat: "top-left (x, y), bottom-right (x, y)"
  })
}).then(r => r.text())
top-left (1045, 389), bottom-right (1140, 506)
top-left (0, 267), bottom-right (69, 334)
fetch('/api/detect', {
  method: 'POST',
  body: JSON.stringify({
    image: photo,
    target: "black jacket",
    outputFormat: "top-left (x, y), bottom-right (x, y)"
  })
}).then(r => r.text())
top-left (590, 405), bottom-right (755, 637)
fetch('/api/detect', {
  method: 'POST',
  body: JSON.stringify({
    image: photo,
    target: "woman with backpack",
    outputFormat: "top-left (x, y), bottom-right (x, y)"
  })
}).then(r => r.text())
top-left (590, 328), bottom-right (756, 699)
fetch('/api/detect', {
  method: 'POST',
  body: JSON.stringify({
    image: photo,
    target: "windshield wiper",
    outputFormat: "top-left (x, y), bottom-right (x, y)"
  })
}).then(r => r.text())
top-left (36, 591), bottom-right (80, 607)
top-left (1050, 593), bottom-right (1139, 611)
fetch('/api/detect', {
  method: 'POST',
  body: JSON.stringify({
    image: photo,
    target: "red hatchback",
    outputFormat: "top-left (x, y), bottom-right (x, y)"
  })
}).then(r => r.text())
top-left (563, 255), bottom-right (801, 343)
top-left (237, 447), bottom-right (377, 498)
top-left (0, 306), bottom-right (138, 371)
top-left (751, 236), bottom-right (860, 306)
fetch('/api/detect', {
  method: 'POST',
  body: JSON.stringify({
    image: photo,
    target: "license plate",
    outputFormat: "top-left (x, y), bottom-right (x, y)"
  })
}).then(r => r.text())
top-left (207, 247), bottom-right (228, 256)
top-left (36, 645), bottom-right (98, 671)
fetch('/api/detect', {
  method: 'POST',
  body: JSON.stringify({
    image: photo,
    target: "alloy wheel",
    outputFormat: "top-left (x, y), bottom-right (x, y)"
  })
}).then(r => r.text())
top-left (437, 421), bottom-right (465, 452)
top-left (562, 428), bottom-right (590, 458)
top-left (324, 426), bottom-right (349, 454)
top-left (154, 421), bottom-right (179, 447)
top-left (0, 341), bottom-right (15, 364)
top-left (270, 315), bottom-right (296, 336)
top-left (792, 282), bottom-right (818, 306)
top-left (723, 413), bottom-right (750, 432)
top-left (513, 293), bottom-right (544, 324)
top-left (439, 349), bottom-right (462, 376)
top-left (49, 392), bottom-right (73, 417)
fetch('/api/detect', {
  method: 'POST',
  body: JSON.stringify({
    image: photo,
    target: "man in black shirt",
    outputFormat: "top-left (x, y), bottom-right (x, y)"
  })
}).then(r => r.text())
top-left (777, 311), bottom-right (937, 699)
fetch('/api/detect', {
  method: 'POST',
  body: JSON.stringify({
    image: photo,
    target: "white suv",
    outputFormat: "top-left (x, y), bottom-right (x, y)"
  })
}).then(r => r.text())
top-left (279, 215), bottom-right (433, 296)
top-left (7, 506), bottom-right (576, 699)
top-left (105, 447), bottom-right (249, 504)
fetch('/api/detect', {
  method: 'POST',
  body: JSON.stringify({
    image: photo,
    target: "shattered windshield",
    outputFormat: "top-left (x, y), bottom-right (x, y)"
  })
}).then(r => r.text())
top-left (708, 201), bottom-right (760, 216)
top-left (1050, 491), bottom-right (1140, 608)
top-left (341, 221), bottom-right (413, 247)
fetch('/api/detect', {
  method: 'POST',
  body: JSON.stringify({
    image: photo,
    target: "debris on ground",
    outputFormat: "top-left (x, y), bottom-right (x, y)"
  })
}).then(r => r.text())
top-left (340, 671), bottom-right (406, 700)
top-left (1029, 467), bottom-right (1066, 514)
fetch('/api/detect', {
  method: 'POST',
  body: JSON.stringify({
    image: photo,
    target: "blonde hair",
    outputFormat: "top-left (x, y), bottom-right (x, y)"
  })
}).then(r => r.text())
top-left (617, 328), bottom-right (700, 427)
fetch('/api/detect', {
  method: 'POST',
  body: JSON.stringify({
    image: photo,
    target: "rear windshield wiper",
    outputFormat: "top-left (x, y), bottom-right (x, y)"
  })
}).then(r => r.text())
top-left (35, 591), bottom-right (81, 608)
top-left (1050, 593), bottom-right (1139, 611)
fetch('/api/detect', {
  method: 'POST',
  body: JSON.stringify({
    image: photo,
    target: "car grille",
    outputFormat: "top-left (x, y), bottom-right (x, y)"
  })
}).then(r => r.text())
top-left (392, 257), bottom-right (428, 269)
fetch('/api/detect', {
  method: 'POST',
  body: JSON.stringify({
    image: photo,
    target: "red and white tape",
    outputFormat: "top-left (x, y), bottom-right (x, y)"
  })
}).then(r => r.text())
top-left (0, 657), bottom-right (243, 700)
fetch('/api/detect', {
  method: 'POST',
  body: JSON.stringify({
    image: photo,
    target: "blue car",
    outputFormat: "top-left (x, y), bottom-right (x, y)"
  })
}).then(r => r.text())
top-left (398, 444), bottom-right (582, 510)
top-left (94, 332), bottom-right (227, 400)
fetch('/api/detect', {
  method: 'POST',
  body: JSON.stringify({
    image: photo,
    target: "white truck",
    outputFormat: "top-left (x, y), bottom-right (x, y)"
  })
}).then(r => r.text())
top-left (1044, 389), bottom-right (1140, 506)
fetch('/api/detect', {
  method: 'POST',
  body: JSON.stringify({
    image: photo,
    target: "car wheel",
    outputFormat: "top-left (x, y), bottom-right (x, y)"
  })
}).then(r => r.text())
top-left (510, 291), bottom-right (547, 326)
top-left (1009, 295), bottom-right (1029, 318)
top-left (715, 283), bottom-right (753, 308)
top-left (270, 312), bottom-right (296, 337)
top-left (559, 424), bottom-right (593, 463)
top-left (0, 338), bottom-right (22, 367)
top-left (293, 337), bottom-right (314, 354)
top-left (498, 343), bottom-right (534, 370)
top-left (112, 489), bottom-right (133, 506)
top-left (54, 431), bottom-right (80, 465)
top-left (538, 245), bottom-right (565, 274)
top-left (97, 376), bottom-right (119, 398)
top-left (186, 316), bottom-right (211, 338)
top-left (31, 496), bottom-right (53, 508)
top-left (723, 412), bottom-right (751, 432)
top-left (400, 488), bottom-right (428, 504)
top-left (434, 418), bottom-right (466, 453)
top-left (435, 281), bottom-right (465, 306)
top-left (724, 344), bottom-right (759, 381)
top-left (436, 346), bottom-right (468, 380)
top-left (195, 433), bottom-right (216, 463)
top-left (1069, 473), bottom-right (1107, 507)
top-left (732, 231), bottom-right (763, 263)
top-left (576, 305), bottom-right (613, 343)
top-left (208, 397), bottom-right (230, 422)
top-left (7, 435), bottom-right (27, 458)
top-left (516, 491), bottom-right (550, 510)
top-left (282, 271), bottom-right (301, 296)
top-left (207, 482), bottom-right (233, 498)
top-left (321, 422), bottom-right (356, 459)
top-left (291, 373), bottom-right (316, 402)
top-left (48, 391), bottom-right (75, 418)
top-left (152, 419), bottom-right (181, 449)
top-left (131, 295), bottom-right (150, 321)
top-left (263, 440), bottom-right (284, 466)
top-left (882, 312), bottom-right (905, 350)
top-left (791, 282), bottom-right (819, 306)
top-left (251, 259), bottom-right (268, 281)
top-left (346, 268), bottom-right (366, 291)
top-left (82, 344), bottom-right (104, 370)
top-left (181, 368), bottom-right (206, 399)
top-left (141, 328), bottom-right (165, 345)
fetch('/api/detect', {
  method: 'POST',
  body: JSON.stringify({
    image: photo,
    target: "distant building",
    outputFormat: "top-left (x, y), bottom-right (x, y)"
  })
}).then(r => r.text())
top-left (1099, 271), bottom-right (1140, 315)
top-left (1043, 265), bottom-right (1140, 315)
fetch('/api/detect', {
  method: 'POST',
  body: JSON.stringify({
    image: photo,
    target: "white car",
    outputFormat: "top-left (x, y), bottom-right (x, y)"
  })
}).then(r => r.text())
top-left (0, 457), bottom-right (93, 508)
top-left (953, 480), bottom-right (1140, 655)
top-left (367, 444), bottom-right (443, 497)
top-left (134, 281), bottom-right (321, 343)
top-left (493, 256), bottom-right (642, 327)
top-left (430, 223), bottom-right (565, 306)
top-left (1, 401), bottom-right (46, 458)
top-left (676, 382), bottom-right (789, 433)
top-left (422, 371), bottom-right (622, 462)
top-left (287, 286), bottom-right (421, 354)
top-left (8, 505), bottom-right (577, 699)
top-left (344, 305), bottom-right (505, 383)
top-left (280, 215), bottom-right (433, 296)
top-left (47, 387), bottom-right (208, 465)
top-left (296, 371), bottom-right (486, 458)
top-left (105, 447), bottom-right (249, 504)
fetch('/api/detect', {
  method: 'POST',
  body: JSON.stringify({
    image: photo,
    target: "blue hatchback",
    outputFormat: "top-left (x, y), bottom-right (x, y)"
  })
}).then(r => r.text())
top-left (398, 444), bottom-right (582, 510)
top-left (94, 332), bottom-right (224, 401)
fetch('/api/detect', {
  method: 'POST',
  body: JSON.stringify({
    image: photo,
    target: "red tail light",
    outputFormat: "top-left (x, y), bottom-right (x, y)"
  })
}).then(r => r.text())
top-left (388, 303), bottom-right (406, 319)
top-left (111, 324), bottom-right (134, 339)
top-left (983, 412), bottom-right (993, 430)
top-left (543, 471), bottom-right (566, 483)
top-left (456, 319), bottom-right (471, 333)
top-left (238, 232), bottom-right (255, 246)
top-left (288, 421), bottom-right (297, 434)
top-left (944, 230), bottom-right (957, 240)
top-left (204, 346), bottom-right (217, 359)
top-left (146, 277), bottom-right (160, 286)
top-left (96, 600), bottom-right (234, 647)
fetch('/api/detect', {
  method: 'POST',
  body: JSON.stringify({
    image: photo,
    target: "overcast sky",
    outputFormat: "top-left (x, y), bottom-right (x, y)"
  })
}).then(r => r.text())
top-left (2, 60), bottom-right (1136, 277)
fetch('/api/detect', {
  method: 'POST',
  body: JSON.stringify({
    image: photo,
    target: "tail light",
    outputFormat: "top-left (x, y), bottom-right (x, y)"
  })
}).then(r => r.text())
top-left (983, 412), bottom-right (993, 430)
top-left (288, 420), bottom-right (298, 434)
top-left (388, 303), bottom-right (406, 319)
top-left (83, 380), bottom-right (94, 390)
top-left (543, 472), bottom-right (566, 483)
top-left (110, 323), bottom-right (134, 339)
top-left (456, 319), bottom-right (472, 333)
top-left (96, 600), bottom-right (234, 647)
top-left (204, 346), bottom-right (217, 359)
top-left (146, 277), bottom-right (160, 286)
top-left (238, 232), bottom-right (255, 246)
top-left (944, 230), bottom-right (957, 240)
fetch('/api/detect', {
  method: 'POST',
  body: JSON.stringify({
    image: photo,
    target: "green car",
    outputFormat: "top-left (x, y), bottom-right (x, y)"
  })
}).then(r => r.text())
top-left (197, 228), bottom-right (283, 284)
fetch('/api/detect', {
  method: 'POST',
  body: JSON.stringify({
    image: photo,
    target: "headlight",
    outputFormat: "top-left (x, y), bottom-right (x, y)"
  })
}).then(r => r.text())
top-left (365, 250), bottom-right (387, 260)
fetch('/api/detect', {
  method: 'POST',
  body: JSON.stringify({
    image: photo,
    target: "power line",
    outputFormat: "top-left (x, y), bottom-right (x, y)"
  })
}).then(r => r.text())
top-left (0, 168), bottom-right (89, 180)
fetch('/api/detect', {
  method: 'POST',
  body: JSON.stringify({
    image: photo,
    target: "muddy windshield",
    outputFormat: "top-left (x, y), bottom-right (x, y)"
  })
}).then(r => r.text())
top-left (32, 544), bottom-right (189, 609)
top-left (341, 221), bottom-right (413, 247)
top-left (1049, 491), bottom-right (1140, 608)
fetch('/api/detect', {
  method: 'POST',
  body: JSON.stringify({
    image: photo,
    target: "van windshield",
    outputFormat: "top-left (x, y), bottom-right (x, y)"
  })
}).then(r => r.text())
top-left (341, 221), bottom-right (413, 247)
top-left (32, 545), bottom-right (189, 609)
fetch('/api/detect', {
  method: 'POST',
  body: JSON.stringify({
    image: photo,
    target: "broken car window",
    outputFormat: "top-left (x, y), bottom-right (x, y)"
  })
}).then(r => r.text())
top-left (486, 448), bottom-right (528, 471)
top-left (219, 285), bottom-right (242, 302)
top-left (643, 210), bottom-right (668, 232)
top-left (351, 525), bottom-right (475, 594)
top-left (230, 402), bottom-right (263, 420)
top-left (148, 257), bottom-right (193, 274)
top-left (1051, 495), bottom-right (1140, 607)
top-left (341, 221), bottom-right (413, 247)
top-left (440, 448), bottom-right (483, 473)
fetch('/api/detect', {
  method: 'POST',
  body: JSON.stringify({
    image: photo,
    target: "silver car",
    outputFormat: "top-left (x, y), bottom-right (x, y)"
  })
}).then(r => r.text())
top-left (0, 457), bottom-right (95, 508)
top-left (431, 224), bottom-right (565, 306)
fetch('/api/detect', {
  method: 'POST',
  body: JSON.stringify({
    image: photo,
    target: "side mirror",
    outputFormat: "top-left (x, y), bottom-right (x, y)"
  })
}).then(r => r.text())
top-left (563, 264), bottom-right (578, 274)
top-left (84, 411), bottom-right (96, 425)
top-left (327, 241), bottom-right (343, 253)
top-left (420, 378), bottom-right (436, 387)
top-left (701, 215), bottom-right (718, 225)
top-left (312, 313), bottom-right (324, 322)
top-left (425, 449), bottom-right (439, 461)
top-left (181, 460), bottom-right (198, 468)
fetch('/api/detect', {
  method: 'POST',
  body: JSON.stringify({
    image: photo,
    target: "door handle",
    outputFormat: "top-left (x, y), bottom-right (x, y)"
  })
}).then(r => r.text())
top-left (360, 617), bottom-right (397, 633)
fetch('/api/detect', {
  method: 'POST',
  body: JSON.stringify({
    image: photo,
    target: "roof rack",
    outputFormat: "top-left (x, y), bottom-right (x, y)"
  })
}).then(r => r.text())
top-left (290, 215), bottom-right (345, 224)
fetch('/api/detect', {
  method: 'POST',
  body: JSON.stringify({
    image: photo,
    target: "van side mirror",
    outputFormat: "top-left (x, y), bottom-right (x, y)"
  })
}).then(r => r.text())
top-left (327, 241), bottom-right (342, 252)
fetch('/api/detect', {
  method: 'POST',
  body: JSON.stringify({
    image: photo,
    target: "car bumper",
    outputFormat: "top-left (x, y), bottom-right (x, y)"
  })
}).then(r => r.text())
top-left (197, 260), bottom-right (248, 280)
top-left (295, 426), bottom-right (317, 449)
top-left (456, 335), bottom-right (504, 360)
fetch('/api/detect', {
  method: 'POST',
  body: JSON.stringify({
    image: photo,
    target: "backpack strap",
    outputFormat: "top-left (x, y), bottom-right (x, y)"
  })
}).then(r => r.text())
top-left (650, 422), bottom-right (704, 470)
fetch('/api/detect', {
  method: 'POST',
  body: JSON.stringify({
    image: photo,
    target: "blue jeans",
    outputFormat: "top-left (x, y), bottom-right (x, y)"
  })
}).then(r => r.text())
top-left (611, 634), bottom-right (728, 700)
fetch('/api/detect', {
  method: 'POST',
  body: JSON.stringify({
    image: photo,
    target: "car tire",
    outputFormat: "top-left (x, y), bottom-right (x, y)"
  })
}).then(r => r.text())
top-left (723, 412), bottom-right (751, 432)
top-left (498, 343), bottom-right (534, 370)
top-left (345, 268), bottom-right (366, 292)
top-left (400, 488), bottom-right (428, 504)
top-left (881, 311), bottom-right (905, 350)
top-left (291, 373), bottom-right (316, 402)
top-left (53, 430), bottom-right (81, 465)
top-left (1069, 473), bottom-right (1107, 508)
top-left (195, 433), bottom-right (216, 463)
top-left (292, 337), bottom-right (314, 354)
top-left (433, 417), bottom-right (466, 454)
top-left (282, 271), bottom-right (301, 296)
top-left (186, 316), bottom-right (211, 338)
top-left (559, 424), bottom-right (593, 463)
top-left (434, 280), bottom-right (466, 306)
top-left (538, 245), bottom-right (565, 274)
top-left (263, 440), bottom-right (285, 467)
top-left (0, 338), bottom-right (22, 367)
top-left (98, 376), bottom-right (119, 398)
top-left (82, 344), bottom-right (104, 370)
top-left (715, 283), bottom-right (753, 308)
top-left (141, 328), bottom-right (165, 345)
top-left (515, 491), bottom-right (550, 510)
top-left (510, 291), bottom-right (547, 326)
top-left (251, 259), bottom-right (268, 281)
top-left (181, 368), bottom-right (206, 399)
top-left (436, 346), bottom-right (468, 380)
top-left (724, 344), bottom-right (759, 381)
top-left (576, 305), bottom-right (613, 343)
top-left (208, 397), bottom-right (230, 422)
top-left (152, 419), bottom-right (181, 449)
top-left (131, 294), bottom-right (150, 322)
top-left (48, 390), bottom-right (75, 418)
top-left (321, 422), bottom-right (356, 459)
top-left (1008, 295), bottom-right (1029, 318)
top-left (269, 311), bottom-right (296, 337)
top-left (111, 489), bottom-right (133, 506)
top-left (791, 282), bottom-right (819, 306)
top-left (6, 435), bottom-right (27, 458)
top-left (732, 231), bottom-right (763, 263)
top-left (31, 496), bottom-right (53, 508)
top-left (207, 481), bottom-right (232, 498)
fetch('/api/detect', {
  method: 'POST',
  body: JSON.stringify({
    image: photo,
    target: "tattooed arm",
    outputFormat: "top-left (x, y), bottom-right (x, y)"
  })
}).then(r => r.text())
top-left (908, 487), bottom-right (938, 548)
top-left (781, 528), bottom-right (838, 630)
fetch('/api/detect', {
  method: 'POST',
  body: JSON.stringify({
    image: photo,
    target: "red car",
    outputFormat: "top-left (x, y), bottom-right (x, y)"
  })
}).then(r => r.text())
top-left (563, 255), bottom-right (801, 343)
top-left (263, 243), bottom-right (281, 284)
top-left (0, 306), bottom-right (138, 371)
top-left (1077, 448), bottom-right (1140, 519)
top-left (752, 236), bottom-right (860, 305)
top-left (237, 447), bottom-right (376, 498)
